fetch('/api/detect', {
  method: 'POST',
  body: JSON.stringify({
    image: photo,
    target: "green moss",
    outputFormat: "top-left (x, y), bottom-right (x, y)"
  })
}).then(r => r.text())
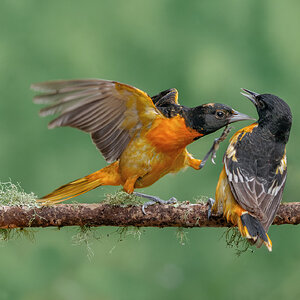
top-left (72, 226), bottom-right (102, 260)
top-left (0, 181), bottom-right (38, 208)
top-left (176, 228), bottom-right (189, 246)
top-left (72, 226), bottom-right (145, 257)
top-left (222, 227), bottom-right (254, 256)
top-left (194, 195), bottom-right (209, 204)
top-left (0, 181), bottom-right (38, 243)
top-left (103, 191), bottom-right (144, 206)
top-left (108, 226), bottom-right (144, 254)
top-left (115, 226), bottom-right (143, 242)
top-left (0, 228), bottom-right (36, 243)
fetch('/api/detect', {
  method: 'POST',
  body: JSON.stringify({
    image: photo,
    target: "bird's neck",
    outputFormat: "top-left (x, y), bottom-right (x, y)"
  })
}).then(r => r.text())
top-left (183, 107), bottom-right (207, 134)
top-left (258, 118), bottom-right (291, 144)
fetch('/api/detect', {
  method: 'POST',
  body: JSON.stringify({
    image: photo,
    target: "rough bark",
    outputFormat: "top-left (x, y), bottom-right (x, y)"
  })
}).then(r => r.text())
top-left (0, 202), bottom-right (299, 229)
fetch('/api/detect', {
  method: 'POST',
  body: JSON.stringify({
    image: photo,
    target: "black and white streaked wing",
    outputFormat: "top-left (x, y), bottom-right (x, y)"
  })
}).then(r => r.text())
top-left (225, 153), bottom-right (287, 231)
top-left (32, 79), bottom-right (162, 163)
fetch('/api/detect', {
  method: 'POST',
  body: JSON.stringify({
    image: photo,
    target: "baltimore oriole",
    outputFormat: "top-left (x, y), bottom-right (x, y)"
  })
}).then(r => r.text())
top-left (209, 89), bottom-right (292, 251)
top-left (31, 79), bottom-right (252, 209)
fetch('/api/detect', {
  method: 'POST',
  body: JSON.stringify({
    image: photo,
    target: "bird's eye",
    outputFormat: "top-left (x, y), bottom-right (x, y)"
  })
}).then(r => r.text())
top-left (216, 110), bottom-right (225, 119)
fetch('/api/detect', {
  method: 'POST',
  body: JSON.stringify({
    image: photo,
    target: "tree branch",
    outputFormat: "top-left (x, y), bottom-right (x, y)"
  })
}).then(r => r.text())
top-left (0, 202), bottom-right (299, 229)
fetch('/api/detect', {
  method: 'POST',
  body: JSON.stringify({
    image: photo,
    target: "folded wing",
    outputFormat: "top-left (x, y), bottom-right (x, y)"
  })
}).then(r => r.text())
top-left (225, 146), bottom-right (287, 231)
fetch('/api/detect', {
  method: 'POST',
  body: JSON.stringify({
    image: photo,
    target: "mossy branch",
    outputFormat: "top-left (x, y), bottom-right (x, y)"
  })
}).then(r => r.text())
top-left (0, 202), bottom-right (299, 229)
top-left (0, 182), bottom-right (298, 229)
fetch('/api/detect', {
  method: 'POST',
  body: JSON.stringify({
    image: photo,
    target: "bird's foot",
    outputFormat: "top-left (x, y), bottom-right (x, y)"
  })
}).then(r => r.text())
top-left (207, 198), bottom-right (215, 219)
top-left (200, 126), bottom-right (232, 169)
top-left (134, 192), bottom-right (177, 215)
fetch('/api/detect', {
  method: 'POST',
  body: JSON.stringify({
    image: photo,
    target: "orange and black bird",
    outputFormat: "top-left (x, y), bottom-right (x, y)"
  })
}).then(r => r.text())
top-left (31, 79), bottom-right (252, 210)
top-left (209, 89), bottom-right (292, 251)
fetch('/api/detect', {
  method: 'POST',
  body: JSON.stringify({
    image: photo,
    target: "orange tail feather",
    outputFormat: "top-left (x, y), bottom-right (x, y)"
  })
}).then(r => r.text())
top-left (38, 162), bottom-right (121, 205)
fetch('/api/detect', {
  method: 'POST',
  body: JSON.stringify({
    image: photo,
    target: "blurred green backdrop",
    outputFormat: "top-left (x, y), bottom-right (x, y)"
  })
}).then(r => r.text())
top-left (0, 0), bottom-right (300, 299)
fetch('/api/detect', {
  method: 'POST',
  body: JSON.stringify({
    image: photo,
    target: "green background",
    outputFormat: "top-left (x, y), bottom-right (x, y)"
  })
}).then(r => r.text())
top-left (0, 0), bottom-right (300, 299)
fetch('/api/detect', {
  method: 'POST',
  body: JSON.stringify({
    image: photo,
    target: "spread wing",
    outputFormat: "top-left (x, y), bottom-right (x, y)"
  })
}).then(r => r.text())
top-left (224, 128), bottom-right (287, 231)
top-left (32, 79), bottom-right (163, 162)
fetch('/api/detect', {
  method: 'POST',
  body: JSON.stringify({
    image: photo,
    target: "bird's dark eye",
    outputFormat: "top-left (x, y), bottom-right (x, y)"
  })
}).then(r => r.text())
top-left (216, 110), bottom-right (225, 119)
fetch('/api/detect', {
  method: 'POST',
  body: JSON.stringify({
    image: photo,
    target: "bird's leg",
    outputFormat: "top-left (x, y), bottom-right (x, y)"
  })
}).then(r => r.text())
top-left (134, 192), bottom-right (177, 215)
top-left (199, 126), bottom-right (232, 169)
top-left (207, 198), bottom-right (215, 219)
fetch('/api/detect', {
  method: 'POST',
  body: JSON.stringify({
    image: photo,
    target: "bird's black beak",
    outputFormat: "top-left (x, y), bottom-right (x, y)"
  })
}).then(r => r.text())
top-left (240, 88), bottom-right (259, 106)
top-left (229, 109), bottom-right (254, 123)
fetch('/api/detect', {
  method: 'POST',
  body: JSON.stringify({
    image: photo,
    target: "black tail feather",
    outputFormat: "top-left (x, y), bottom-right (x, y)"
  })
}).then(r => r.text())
top-left (241, 213), bottom-right (268, 243)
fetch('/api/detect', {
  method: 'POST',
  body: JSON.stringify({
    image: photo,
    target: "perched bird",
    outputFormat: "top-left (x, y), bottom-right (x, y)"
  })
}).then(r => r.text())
top-left (209, 89), bottom-right (292, 251)
top-left (31, 79), bottom-right (251, 209)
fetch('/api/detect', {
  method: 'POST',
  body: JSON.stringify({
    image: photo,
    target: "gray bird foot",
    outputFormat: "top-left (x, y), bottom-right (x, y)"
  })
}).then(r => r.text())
top-left (200, 126), bottom-right (232, 169)
top-left (134, 192), bottom-right (177, 215)
top-left (207, 198), bottom-right (215, 219)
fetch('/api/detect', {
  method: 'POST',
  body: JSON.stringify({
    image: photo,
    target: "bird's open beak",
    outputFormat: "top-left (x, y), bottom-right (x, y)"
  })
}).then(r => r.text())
top-left (229, 110), bottom-right (254, 123)
top-left (240, 88), bottom-right (259, 106)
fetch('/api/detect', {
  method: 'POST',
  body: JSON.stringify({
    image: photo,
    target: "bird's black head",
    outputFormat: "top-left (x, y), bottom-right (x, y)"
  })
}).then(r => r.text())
top-left (187, 103), bottom-right (253, 135)
top-left (241, 89), bottom-right (292, 143)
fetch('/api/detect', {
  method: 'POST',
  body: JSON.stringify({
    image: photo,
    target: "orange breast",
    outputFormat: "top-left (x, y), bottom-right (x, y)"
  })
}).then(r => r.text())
top-left (146, 115), bottom-right (202, 153)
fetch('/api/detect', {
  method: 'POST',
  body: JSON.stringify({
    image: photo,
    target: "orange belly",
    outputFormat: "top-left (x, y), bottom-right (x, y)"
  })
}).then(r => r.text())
top-left (119, 116), bottom-right (201, 188)
top-left (119, 136), bottom-right (189, 188)
top-left (213, 167), bottom-right (248, 236)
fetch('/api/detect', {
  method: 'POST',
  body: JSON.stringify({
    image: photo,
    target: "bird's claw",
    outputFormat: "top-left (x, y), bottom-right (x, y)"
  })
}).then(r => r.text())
top-left (199, 126), bottom-right (232, 169)
top-left (211, 152), bottom-right (217, 165)
top-left (141, 201), bottom-right (155, 215)
top-left (207, 198), bottom-right (215, 219)
top-left (218, 125), bottom-right (232, 143)
top-left (134, 192), bottom-right (177, 215)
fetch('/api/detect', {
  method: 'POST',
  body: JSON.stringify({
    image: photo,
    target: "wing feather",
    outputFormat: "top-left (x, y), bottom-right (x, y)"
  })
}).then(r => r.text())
top-left (32, 79), bottom-right (162, 162)
top-left (151, 88), bottom-right (179, 106)
top-left (224, 131), bottom-right (287, 231)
